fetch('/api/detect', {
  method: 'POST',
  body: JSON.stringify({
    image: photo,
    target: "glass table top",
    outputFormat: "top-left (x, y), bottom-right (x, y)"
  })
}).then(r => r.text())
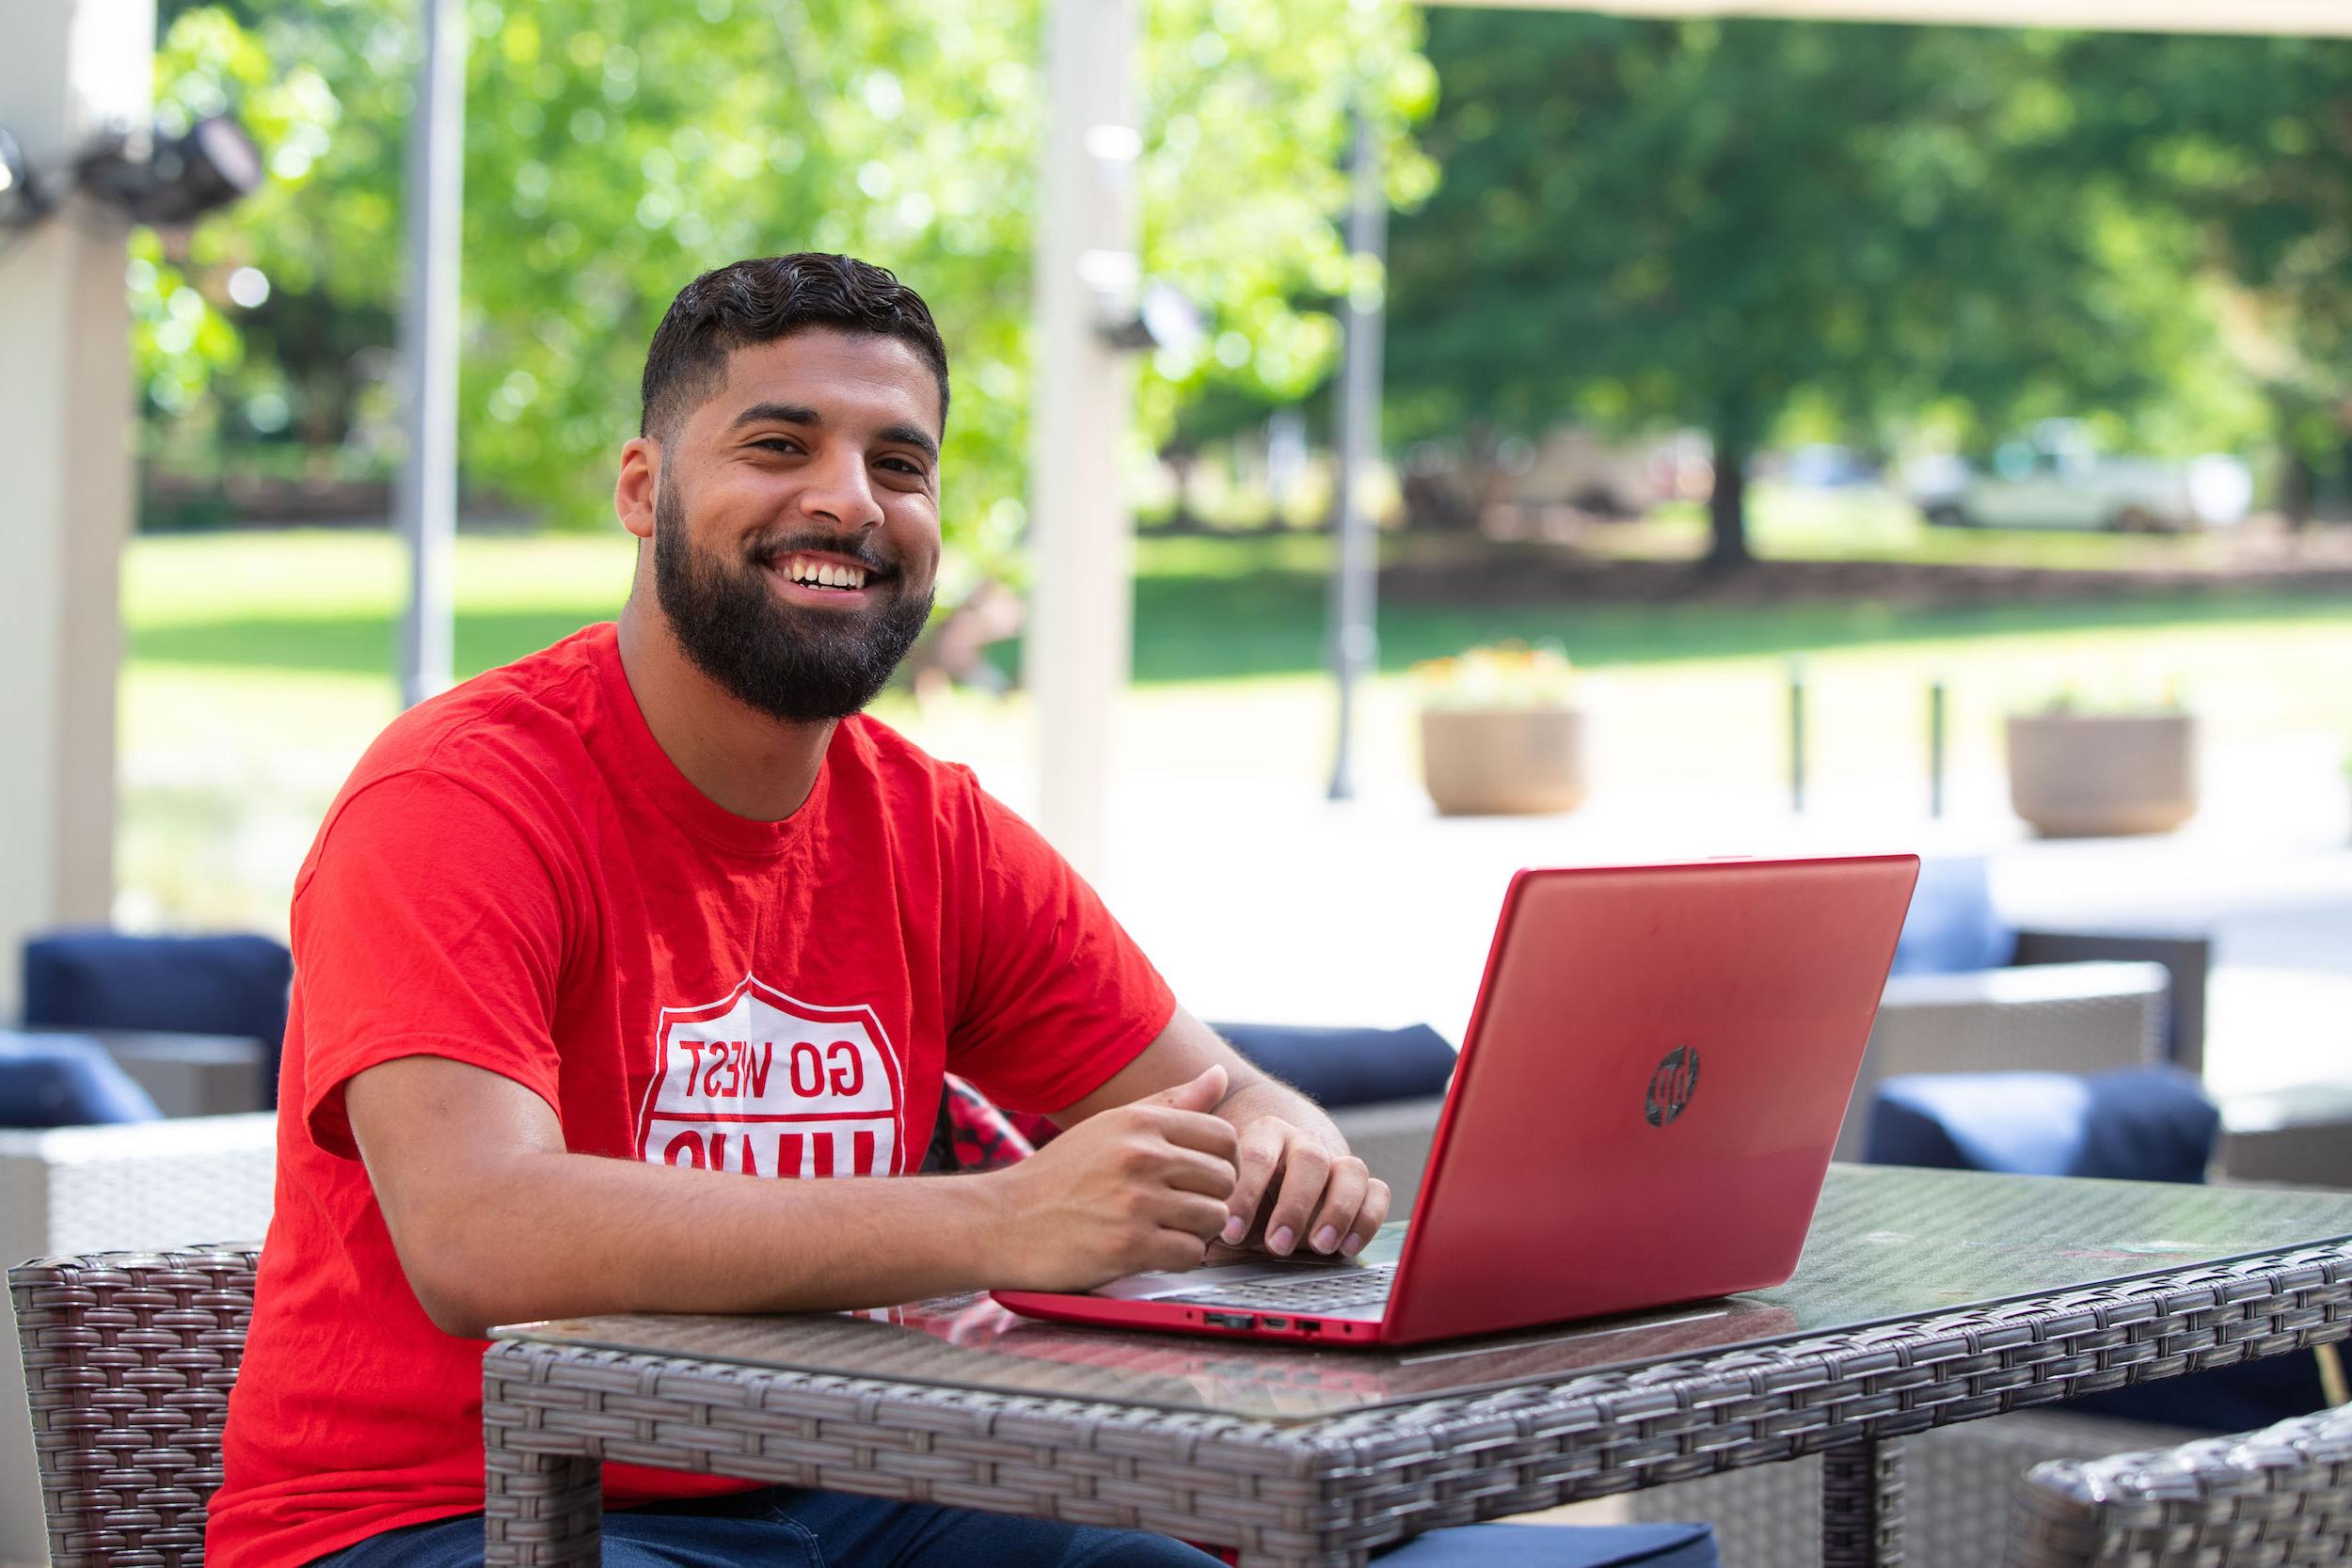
top-left (498, 1164), bottom-right (2352, 1422)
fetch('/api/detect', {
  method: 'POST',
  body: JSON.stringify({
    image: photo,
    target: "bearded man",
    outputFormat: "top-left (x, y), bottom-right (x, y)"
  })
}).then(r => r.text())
top-left (208, 254), bottom-right (1389, 1568)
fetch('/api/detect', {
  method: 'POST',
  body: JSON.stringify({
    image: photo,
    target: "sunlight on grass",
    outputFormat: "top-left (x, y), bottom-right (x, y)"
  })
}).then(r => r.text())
top-left (117, 527), bottom-right (2352, 933)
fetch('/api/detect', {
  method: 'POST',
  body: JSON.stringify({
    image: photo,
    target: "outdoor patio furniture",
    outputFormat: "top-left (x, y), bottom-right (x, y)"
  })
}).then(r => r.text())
top-left (4, 1243), bottom-right (1723, 1568)
top-left (458, 1166), bottom-right (2351, 1567)
top-left (2003, 1402), bottom-right (2352, 1567)
top-left (0, 1033), bottom-right (161, 1129)
top-left (1836, 961), bottom-right (2172, 1163)
top-left (0, 1114), bottom-right (276, 1564)
top-left (1865, 1068), bottom-right (2218, 1182)
top-left (30, 1027), bottom-right (275, 1119)
top-left (21, 929), bottom-right (292, 1110)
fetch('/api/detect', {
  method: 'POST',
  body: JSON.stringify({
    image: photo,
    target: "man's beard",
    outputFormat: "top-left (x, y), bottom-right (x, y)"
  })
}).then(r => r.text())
top-left (652, 472), bottom-right (934, 723)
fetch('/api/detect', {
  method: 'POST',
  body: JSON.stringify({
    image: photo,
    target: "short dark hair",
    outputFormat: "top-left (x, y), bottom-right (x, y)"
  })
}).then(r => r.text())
top-left (638, 253), bottom-right (949, 444)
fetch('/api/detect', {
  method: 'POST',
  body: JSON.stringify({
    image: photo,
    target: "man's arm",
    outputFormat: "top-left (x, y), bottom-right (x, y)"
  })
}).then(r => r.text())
top-left (1054, 1005), bottom-right (1392, 1260)
top-left (346, 1053), bottom-right (1241, 1337)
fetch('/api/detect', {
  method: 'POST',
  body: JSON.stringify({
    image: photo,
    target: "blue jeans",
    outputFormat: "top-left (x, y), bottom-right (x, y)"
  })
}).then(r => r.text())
top-left (314, 1485), bottom-right (1223, 1566)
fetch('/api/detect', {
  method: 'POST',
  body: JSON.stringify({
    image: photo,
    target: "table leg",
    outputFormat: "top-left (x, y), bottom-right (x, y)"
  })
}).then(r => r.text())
top-left (1820, 1435), bottom-right (1903, 1568)
top-left (483, 1440), bottom-right (602, 1567)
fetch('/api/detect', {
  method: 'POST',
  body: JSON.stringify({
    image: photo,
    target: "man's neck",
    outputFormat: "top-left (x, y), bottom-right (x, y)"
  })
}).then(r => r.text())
top-left (615, 599), bottom-right (835, 823)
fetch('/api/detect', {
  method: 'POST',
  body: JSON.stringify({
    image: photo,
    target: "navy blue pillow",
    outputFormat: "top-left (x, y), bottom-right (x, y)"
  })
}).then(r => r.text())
top-left (1865, 1068), bottom-right (2217, 1182)
top-left (1887, 856), bottom-right (2017, 975)
top-left (1208, 1022), bottom-right (1456, 1110)
top-left (0, 1032), bottom-right (163, 1127)
top-left (22, 929), bottom-right (291, 1106)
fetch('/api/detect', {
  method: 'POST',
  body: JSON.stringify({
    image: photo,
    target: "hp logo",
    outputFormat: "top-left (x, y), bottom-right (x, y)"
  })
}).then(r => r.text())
top-left (1644, 1046), bottom-right (1700, 1128)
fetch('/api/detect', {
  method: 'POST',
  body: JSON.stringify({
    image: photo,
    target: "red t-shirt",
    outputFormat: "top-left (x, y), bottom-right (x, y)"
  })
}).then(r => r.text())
top-left (207, 623), bottom-right (1175, 1568)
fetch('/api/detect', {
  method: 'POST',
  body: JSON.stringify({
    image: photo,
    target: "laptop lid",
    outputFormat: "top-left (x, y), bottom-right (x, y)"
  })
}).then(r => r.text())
top-left (1381, 854), bottom-right (1918, 1344)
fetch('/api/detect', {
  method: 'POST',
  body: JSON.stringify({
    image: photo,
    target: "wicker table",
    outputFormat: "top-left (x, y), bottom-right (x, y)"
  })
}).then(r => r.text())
top-left (481, 1166), bottom-right (2352, 1567)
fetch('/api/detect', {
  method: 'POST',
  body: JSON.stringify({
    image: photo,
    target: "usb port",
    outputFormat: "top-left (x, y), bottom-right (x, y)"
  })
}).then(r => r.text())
top-left (1203, 1311), bottom-right (1256, 1330)
top-left (1260, 1316), bottom-right (1290, 1329)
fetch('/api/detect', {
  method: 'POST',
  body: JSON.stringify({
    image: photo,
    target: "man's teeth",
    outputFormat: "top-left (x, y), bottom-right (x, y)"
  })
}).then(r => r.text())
top-left (784, 555), bottom-right (867, 590)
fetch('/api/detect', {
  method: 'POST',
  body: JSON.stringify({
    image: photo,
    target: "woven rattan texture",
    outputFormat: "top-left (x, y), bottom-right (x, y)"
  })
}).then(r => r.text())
top-left (6, 1245), bottom-right (260, 1568)
top-left (2005, 1402), bottom-right (2352, 1568)
top-left (1628, 1407), bottom-right (2209, 1568)
top-left (483, 1241), bottom-right (2352, 1568)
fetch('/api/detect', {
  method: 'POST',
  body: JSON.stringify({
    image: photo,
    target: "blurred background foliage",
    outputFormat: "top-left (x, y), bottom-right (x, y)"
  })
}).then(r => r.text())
top-left (1382, 12), bottom-right (2352, 562)
top-left (138, 0), bottom-right (1434, 567)
top-left (134, 2), bottom-right (2352, 568)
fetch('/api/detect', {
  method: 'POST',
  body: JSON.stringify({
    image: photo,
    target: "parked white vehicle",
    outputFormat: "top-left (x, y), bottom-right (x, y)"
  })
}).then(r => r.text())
top-left (1912, 426), bottom-right (2252, 532)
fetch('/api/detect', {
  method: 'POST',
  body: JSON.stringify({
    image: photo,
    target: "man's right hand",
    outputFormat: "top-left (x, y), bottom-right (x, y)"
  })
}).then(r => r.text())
top-left (984, 1064), bottom-right (1240, 1291)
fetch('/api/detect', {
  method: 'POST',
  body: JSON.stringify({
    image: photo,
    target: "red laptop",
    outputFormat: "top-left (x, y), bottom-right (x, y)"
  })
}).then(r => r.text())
top-left (995, 854), bottom-right (1920, 1348)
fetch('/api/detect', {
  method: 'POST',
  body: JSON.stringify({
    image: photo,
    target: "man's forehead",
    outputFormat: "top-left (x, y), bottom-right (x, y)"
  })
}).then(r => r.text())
top-left (703, 328), bottom-right (941, 436)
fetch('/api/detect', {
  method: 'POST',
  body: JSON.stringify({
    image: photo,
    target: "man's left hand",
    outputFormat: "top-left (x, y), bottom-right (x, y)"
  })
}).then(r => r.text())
top-left (1220, 1116), bottom-right (1391, 1258)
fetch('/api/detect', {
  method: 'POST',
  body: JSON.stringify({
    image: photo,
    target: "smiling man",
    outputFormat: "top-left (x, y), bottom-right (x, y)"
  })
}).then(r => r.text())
top-left (206, 254), bottom-right (1389, 1568)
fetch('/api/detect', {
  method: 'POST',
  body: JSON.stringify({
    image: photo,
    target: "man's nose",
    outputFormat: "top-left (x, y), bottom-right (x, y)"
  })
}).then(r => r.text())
top-left (798, 448), bottom-right (884, 531)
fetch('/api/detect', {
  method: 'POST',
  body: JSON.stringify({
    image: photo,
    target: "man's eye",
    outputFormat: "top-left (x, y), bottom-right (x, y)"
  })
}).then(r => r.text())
top-left (753, 437), bottom-right (801, 454)
top-left (879, 458), bottom-right (925, 475)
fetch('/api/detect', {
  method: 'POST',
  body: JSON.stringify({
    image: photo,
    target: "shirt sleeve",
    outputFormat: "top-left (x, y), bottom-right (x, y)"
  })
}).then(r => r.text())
top-left (294, 768), bottom-right (570, 1159)
top-left (946, 777), bottom-right (1176, 1115)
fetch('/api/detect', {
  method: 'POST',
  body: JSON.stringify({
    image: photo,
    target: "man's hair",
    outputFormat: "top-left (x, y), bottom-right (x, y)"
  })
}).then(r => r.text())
top-left (638, 253), bottom-right (950, 444)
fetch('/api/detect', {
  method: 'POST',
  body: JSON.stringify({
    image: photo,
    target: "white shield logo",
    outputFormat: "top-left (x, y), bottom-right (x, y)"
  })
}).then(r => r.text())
top-left (635, 976), bottom-right (904, 1179)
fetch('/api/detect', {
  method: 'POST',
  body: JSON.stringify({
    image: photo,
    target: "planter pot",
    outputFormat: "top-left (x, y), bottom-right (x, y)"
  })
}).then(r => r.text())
top-left (1418, 705), bottom-right (1590, 816)
top-left (2005, 711), bottom-right (2198, 838)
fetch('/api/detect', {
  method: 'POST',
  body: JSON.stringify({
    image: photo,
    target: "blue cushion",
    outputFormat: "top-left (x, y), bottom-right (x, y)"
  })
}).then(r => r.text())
top-left (1865, 1068), bottom-right (2217, 1182)
top-left (0, 1033), bottom-right (163, 1127)
top-left (1209, 1022), bottom-right (1456, 1109)
top-left (22, 929), bottom-right (291, 1105)
top-left (1375, 1522), bottom-right (1717, 1566)
top-left (1887, 856), bottom-right (2016, 975)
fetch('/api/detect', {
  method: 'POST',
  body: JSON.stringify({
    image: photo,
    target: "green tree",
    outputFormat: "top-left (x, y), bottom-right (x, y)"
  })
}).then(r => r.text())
top-left (2058, 32), bottom-right (2352, 523)
top-left (1385, 13), bottom-right (2237, 568)
top-left (141, 0), bottom-right (1435, 567)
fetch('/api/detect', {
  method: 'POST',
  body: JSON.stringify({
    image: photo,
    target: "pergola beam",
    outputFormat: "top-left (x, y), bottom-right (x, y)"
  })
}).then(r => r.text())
top-left (1445, 0), bottom-right (2352, 39)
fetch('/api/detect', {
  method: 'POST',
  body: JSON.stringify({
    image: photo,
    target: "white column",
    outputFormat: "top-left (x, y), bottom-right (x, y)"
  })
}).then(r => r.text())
top-left (1026, 0), bottom-right (1138, 883)
top-left (396, 0), bottom-right (467, 709)
top-left (0, 0), bottom-right (154, 1020)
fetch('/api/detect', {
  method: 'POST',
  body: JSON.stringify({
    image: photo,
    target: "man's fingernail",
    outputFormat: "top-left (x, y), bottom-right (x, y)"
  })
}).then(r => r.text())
top-left (1269, 1227), bottom-right (1295, 1255)
top-left (1221, 1214), bottom-right (1248, 1243)
top-left (1342, 1233), bottom-right (1366, 1257)
top-left (1312, 1226), bottom-right (1340, 1253)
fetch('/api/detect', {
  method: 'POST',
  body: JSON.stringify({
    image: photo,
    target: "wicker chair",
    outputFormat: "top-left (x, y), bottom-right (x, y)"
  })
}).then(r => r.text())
top-left (6, 1244), bottom-right (259, 1567)
top-left (2004, 1402), bottom-right (2352, 1567)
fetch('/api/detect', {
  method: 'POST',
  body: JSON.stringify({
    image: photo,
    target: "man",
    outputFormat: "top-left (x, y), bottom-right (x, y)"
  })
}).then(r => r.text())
top-left (208, 253), bottom-right (1390, 1568)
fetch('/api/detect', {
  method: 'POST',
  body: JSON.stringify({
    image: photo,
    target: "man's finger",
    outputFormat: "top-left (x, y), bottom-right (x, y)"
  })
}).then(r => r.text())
top-left (1343, 1178), bottom-right (1393, 1258)
top-left (1220, 1120), bottom-right (1287, 1243)
top-left (1305, 1157), bottom-right (1370, 1255)
top-left (1260, 1141), bottom-right (1332, 1256)
top-left (1143, 1063), bottom-right (1228, 1115)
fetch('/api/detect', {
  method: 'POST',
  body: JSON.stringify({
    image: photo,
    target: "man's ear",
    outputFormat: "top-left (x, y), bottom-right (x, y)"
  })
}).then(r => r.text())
top-left (616, 437), bottom-right (661, 541)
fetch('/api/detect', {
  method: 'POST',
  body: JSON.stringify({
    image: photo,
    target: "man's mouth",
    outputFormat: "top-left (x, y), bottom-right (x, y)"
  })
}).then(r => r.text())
top-left (768, 552), bottom-right (881, 594)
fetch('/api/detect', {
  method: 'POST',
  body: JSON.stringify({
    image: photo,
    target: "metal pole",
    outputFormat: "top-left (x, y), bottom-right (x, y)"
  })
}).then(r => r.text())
top-left (1929, 679), bottom-right (1947, 818)
top-left (1026, 0), bottom-right (1138, 881)
top-left (1787, 657), bottom-right (1807, 814)
top-left (395, 0), bottom-right (466, 709)
top-left (1327, 103), bottom-right (1386, 801)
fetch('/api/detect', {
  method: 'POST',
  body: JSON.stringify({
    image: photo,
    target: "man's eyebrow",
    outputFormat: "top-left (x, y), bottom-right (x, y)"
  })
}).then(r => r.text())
top-left (729, 402), bottom-right (939, 462)
top-left (730, 402), bottom-right (820, 431)
top-left (879, 423), bottom-right (941, 462)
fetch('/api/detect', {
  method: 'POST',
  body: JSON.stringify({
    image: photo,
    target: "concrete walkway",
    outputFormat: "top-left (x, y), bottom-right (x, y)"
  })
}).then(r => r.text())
top-left (979, 734), bottom-right (2352, 1103)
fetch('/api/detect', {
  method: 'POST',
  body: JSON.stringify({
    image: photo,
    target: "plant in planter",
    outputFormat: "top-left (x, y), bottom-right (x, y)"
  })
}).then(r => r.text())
top-left (1414, 642), bottom-right (1589, 816)
top-left (2005, 680), bottom-right (2197, 838)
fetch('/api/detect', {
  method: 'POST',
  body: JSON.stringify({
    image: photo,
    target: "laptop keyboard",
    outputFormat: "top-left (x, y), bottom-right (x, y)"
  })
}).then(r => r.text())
top-left (1174, 1262), bottom-right (1396, 1314)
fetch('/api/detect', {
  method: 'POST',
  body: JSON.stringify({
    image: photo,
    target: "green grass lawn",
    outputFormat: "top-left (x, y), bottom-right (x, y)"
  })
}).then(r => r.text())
top-left (118, 518), bottom-right (2352, 932)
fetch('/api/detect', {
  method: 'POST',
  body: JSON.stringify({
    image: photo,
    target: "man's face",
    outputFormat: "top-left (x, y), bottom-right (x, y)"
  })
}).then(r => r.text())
top-left (647, 326), bottom-right (942, 723)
